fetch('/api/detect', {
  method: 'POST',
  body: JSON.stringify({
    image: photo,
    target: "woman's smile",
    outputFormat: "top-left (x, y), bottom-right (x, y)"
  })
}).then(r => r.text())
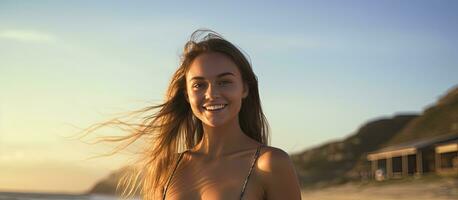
top-left (203, 104), bottom-right (227, 111)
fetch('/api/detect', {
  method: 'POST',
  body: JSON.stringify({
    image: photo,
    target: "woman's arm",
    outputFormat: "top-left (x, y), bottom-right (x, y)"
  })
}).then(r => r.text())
top-left (257, 147), bottom-right (302, 200)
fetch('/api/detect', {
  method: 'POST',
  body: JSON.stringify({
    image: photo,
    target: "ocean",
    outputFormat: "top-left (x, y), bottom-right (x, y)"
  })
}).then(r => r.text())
top-left (0, 192), bottom-right (122, 200)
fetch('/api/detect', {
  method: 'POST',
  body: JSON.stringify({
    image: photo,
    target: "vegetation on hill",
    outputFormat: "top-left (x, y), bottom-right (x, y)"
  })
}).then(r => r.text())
top-left (290, 114), bottom-right (417, 188)
top-left (291, 85), bottom-right (458, 188)
top-left (386, 86), bottom-right (458, 145)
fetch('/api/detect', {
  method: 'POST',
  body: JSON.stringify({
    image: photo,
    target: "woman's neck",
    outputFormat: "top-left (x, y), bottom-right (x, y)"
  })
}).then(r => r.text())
top-left (192, 117), bottom-right (254, 159)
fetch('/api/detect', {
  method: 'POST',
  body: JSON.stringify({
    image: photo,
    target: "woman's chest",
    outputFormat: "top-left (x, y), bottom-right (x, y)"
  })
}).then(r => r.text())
top-left (164, 157), bottom-right (264, 200)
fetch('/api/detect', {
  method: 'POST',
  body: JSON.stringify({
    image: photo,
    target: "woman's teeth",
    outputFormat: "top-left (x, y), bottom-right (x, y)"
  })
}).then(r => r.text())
top-left (204, 104), bottom-right (226, 111)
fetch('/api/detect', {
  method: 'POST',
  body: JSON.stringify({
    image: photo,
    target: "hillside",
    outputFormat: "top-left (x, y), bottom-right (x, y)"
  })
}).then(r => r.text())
top-left (386, 86), bottom-right (458, 145)
top-left (290, 114), bottom-right (417, 187)
top-left (292, 85), bottom-right (458, 188)
top-left (88, 166), bottom-right (138, 195)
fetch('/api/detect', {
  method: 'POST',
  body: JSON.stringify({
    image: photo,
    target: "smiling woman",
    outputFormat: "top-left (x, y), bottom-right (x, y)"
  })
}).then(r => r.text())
top-left (83, 29), bottom-right (302, 200)
top-left (185, 52), bottom-right (249, 129)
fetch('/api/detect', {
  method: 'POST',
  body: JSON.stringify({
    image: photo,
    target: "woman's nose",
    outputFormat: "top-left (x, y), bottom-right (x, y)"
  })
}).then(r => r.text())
top-left (205, 84), bottom-right (221, 99)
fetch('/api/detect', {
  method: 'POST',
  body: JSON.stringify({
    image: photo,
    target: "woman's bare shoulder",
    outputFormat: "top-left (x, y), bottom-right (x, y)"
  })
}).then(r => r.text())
top-left (256, 146), bottom-right (302, 199)
top-left (257, 146), bottom-right (292, 172)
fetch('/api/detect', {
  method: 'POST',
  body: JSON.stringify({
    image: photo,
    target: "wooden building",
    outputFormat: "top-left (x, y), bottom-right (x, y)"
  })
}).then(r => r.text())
top-left (435, 139), bottom-right (458, 174)
top-left (367, 134), bottom-right (458, 180)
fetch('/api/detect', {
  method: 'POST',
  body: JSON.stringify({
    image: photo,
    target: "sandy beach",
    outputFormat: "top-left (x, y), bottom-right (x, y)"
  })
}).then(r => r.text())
top-left (301, 177), bottom-right (458, 200)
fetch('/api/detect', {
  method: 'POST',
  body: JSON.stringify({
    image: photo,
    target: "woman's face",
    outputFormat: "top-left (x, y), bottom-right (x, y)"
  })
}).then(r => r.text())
top-left (185, 52), bottom-right (248, 128)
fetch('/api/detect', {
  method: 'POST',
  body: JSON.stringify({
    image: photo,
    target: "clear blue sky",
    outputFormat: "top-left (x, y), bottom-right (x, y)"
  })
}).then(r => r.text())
top-left (0, 0), bottom-right (457, 193)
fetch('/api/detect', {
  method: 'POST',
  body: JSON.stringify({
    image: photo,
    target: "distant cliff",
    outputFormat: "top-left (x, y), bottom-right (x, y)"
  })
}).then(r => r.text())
top-left (88, 166), bottom-right (140, 195)
top-left (88, 85), bottom-right (458, 194)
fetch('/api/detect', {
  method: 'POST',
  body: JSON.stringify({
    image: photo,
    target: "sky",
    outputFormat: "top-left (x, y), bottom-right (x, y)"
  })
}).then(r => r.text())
top-left (1, 0), bottom-right (457, 194)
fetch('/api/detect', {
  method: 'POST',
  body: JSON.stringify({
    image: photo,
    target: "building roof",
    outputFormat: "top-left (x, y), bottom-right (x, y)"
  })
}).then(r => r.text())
top-left (367, 133), bottom-right (458, 160)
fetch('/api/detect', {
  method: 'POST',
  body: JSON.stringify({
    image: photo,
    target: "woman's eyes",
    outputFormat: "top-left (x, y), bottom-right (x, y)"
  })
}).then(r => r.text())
top-left (218, 80), bottom-right (232, 86)
top-left (192, 83), bottom-right (204, 88)
top-left (192, 81), bottom-right (232, 89)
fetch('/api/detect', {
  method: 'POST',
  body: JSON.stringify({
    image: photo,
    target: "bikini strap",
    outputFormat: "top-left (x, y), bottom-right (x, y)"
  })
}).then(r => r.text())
top-left (239, 144), bottom-right (265, 199)
top-left (162, 151), bottom-right (186, 200)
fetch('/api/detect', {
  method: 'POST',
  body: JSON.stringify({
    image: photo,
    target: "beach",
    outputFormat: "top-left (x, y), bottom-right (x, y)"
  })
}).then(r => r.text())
top-left (1, 176), bottom-right (456, 200)
top-left (301, 177), bottom-right (458, 200)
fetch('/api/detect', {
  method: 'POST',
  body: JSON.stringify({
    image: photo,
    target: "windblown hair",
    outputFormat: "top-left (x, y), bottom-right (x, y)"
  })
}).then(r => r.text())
top-left (83, 29), bottom-right (270, 199)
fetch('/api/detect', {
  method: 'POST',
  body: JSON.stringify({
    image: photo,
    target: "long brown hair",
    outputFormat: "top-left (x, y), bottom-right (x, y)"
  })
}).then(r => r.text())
top-left (82, 29), bottom-right (270, 199)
